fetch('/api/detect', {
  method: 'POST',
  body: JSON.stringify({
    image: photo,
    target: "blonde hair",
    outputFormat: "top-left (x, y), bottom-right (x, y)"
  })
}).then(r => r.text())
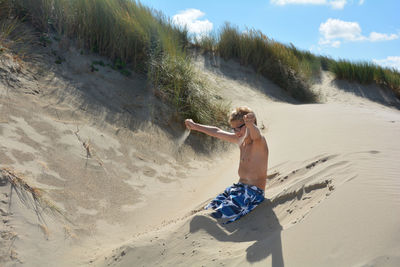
top-left (229, 106), bottom-right (257, 125)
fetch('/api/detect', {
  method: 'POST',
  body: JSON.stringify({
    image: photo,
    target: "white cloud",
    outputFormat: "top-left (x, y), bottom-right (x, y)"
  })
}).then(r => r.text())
top-left (331, 40), bottom-right (341, 47)
top-left (359, 0), bottom-right (365, 5)
top-left (368, 32), bottom-right (399, 42)
top-left (373, 56), bottom-right (400, 71)
top-left (318, 18), bottom-right (399, 47)
top-left (319, 18), bottom-right (363, 47)
top-left (270, 0), bottom-right (347, 9)
top-left (172, 9), bottom-right (213, 36)
top-left (329, 0), bottom-right (346, 9)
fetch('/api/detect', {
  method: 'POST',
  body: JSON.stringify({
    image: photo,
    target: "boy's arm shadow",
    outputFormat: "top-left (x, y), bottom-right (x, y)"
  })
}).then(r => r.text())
top-left (190, 199), bottom-right (284, 266)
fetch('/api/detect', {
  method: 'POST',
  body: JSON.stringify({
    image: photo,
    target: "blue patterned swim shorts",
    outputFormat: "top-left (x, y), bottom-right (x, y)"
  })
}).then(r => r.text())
top-left (205, 182), bottom-right (265, 224)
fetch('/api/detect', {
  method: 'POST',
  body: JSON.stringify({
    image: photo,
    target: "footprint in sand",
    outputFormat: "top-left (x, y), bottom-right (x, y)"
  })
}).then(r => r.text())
top-left (271, 179), bottom-right (335, 227)
top-left (266, 154), bottom-right (344, 228)
top-left (142, 166), bottom-right (157, 177)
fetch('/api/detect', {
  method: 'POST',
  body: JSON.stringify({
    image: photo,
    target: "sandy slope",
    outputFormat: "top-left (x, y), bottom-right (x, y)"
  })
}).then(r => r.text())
top-left (1, 43), bottom-right (400, 267)
top-left (0, 43), bottom-right (217, 266)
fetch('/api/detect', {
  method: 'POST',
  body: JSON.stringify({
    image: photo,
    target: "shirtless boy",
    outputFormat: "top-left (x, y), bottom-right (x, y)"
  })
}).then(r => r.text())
top-left (185, 106), bottom-right (269, 223)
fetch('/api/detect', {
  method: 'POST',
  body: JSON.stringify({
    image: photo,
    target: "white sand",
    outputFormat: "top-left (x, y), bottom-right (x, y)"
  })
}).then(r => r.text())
top-left (1, 43), bottom-right (400, 267)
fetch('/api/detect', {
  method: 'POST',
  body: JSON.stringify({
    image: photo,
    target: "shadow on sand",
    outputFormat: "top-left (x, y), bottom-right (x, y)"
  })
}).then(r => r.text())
top-left (333, 79), bottom-right (400, 109)
top-left (192, 51), bottom-right (298, 105)
top-left (190, 199), bottom-right (284, 267)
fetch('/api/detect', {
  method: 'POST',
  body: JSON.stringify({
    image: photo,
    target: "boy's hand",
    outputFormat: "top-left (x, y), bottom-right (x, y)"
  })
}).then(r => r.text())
top-left (185, 119), bottom-right (196, 130)
top-left (243, 113), bottom-right (256, 125)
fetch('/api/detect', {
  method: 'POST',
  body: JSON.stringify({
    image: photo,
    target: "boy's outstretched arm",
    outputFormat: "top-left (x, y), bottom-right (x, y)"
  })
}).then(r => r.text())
top-left (185, 119), bottom-right (238, 144)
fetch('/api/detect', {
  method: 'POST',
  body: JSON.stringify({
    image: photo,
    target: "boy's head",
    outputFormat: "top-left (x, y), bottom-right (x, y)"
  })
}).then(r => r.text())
top-left (229, 106), bottom-right (257, 138)
top-left (229, 106), bottom-right (257, 125)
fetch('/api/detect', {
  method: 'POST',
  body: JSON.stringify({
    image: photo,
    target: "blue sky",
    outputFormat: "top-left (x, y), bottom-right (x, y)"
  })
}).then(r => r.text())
top-left (139, 0), bottom-right (400, 71)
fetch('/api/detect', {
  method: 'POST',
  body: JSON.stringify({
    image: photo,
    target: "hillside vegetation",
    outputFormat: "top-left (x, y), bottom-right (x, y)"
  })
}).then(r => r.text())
top-left (195, 23), bottom-right (400, 100)
top-left (0, 0), bottom-right (229, 127)
top-left (1, 0), bottom-right (399, 127)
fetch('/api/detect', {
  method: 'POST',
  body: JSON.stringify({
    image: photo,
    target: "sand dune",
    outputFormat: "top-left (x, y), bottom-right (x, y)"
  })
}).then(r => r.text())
top-left (1, 43), bottom-right (400, 267)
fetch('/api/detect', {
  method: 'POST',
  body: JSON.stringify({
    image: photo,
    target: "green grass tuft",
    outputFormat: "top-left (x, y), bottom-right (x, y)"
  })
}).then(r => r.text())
top-left (149, 53), bottom-right (230, 126)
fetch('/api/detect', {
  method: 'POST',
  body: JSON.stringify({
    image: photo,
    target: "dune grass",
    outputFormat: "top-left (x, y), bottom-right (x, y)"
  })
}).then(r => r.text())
top-left (0, 19), bottom-right (35, 58)
top-left (149, 53), bottom-right (230, 126)
top-left (193, 31), bottom-right (218, 53)
top-left (197, 23), bottom-right (319, 103)
top-left (9, 0), bottom-right (188, 71)
top-left (0, 168), bottom-right (64, 224)
top-left (3, 0), bottom-right (399, 119)
top-left (0, 0), bottom-right (35, 57)
top-left (196, 23), bottom-right (400, 102)
top-left (1, 0), bottom-right (230, 127)
top-left (329, 60), bottom-right (400, 97)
